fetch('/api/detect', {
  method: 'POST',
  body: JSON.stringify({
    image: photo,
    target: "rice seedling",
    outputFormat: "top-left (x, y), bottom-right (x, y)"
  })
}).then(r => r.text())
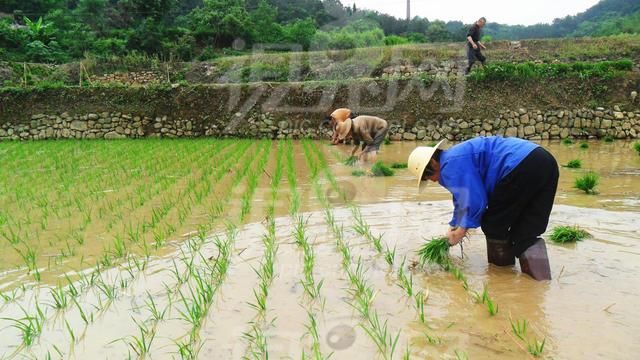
top-left (384, 245), bottom-right (396, 266)
top-left (510, 317), bottom-right (528, 341)
top-left (564, 159), bottom-right (582, 168)
top-left (486, 297), bottom-right (499, 316)
top-left (2, 307), bottom-right (44, 346)
top-left (125, 320), bottom-right (156, 358)
top-left (561, 138), bottom-right (574, 145)
top-left (344, 156), bottom-right (358, 166)
top-left (390, 162), bottom-right (408, 169)
top-left (397, 258), bottom-right (414, 297)
top-left (550, 225), bottom-right (591, 243)
top-left (243, 323), bottom-right (269, 359)
top-left (603, 135), bottom-right (615, 143)
top-left (360, 311), bottom-right (401, 358)
top-left (574, 172), bottom-right (599, 194)
top-left (414, 290), bottom-right (428, 323)
top-left (352, 170), bottom-right (367, 177)
top-left (417, 237), bottom-right (451, 269)
top-left (145, 291), bottom-right (167, 321)
top-left (580, 142), bottom-right (589, 149)
top-left (423, 332), bottom-right (443, 345)
top-left (633, 141), bottom-right (640, 155)
top-left (49, 285), bottom-right (69, 310)
top-left (371, 161), bottom-right (395, 177)
top-left (454, 350), bottom-right (469, 360)
top-left (527, 338), bottom-right (546, 357)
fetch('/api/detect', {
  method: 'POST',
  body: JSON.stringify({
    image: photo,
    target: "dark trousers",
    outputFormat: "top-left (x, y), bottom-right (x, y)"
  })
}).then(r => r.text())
top-left (481, 147), bottom-right (559, 257)
top-left (466, 45), bottom-right (486, 71)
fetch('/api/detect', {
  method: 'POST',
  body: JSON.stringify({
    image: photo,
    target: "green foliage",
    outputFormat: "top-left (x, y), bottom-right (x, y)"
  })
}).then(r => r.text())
top-left (343, 156), bottom-right (358, 166)
top-left (370, 161), bottom-right (394, 177)
top-left (562, 138), bottom-right (574, 145)
top-left (384, 35), bottom-right (409, 46)
top-left (481, 35), bottom-right (493, 43)
top-left (550, 226), bottom-right (590, 243)
top-left (634, 142), bottom-right (640, 155)
top-left (468, 60), bottom-right (633, 82)
top-left (351, 170), bottom-right (366, 177)
top-left (564, 159), bottom-right (582, 169)
top-left (574, 172), bottom-right (599, 194)
top-left (580, 142), bottom-right (589, 149)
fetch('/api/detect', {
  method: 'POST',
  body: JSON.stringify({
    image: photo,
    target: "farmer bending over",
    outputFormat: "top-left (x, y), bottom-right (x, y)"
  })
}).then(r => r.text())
top-left (465, 17), bottom-right (487, 75)
top-left (335, 115), bottom-right (389, 163)
top-left (407, 136), bottom-right (559, 280)
top-left (326, 108), bottom-right (357, 145)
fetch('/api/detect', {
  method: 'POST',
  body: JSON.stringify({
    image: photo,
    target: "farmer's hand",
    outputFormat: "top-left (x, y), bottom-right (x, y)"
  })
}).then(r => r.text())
top-left (447, 227), bottom-right (467, 246)
top-left (472, 43), bottom-right (478, 50)
top-left (480, 43), bottom-right (487, 50)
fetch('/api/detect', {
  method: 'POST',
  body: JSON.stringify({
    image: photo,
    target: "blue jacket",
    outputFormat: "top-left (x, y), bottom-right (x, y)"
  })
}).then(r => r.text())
top-left (439, 136), bottom-right (539, 228)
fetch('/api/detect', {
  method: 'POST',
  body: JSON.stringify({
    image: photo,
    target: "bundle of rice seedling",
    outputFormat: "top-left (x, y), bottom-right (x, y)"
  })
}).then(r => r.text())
top-left (351, 170), bottom-right (366, 177)
top-left (390, 162), bottom-right (408, 169)
top-left (575, 172), bottom-right (599, 194)
top-left (563, 159), bottom-right (582, 169)
top-left (580, 143), bottom-right (589, 149)
top-left (550, 226), bottom-right (590, 243)
top-left (634, 142), bottom-right (640, 155)
top-left (371, 161), bottom-right (394, 177)
top-left (417, 237), bottom-right (451, 269)
top-left (344, 156), bottom-right (358, 166)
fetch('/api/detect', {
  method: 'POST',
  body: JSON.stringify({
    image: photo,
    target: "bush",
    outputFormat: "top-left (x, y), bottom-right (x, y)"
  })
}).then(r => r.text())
top-left (574, 172), bottom-right (599, 194)
top-left (564, 159), bottom-right (582, 169)
top-left (371, 161), bottom-right (394, 177)
top-left (384, 35), bottom-right (409, 46)
top-left (550, 226), bottom-right (590, 243)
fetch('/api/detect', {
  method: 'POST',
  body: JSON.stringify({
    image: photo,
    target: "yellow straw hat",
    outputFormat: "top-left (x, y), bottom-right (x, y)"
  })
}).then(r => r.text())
top-left (407, 140), bottom-right (446, 192)
top-left (335, 117), bottom-right (353, 141)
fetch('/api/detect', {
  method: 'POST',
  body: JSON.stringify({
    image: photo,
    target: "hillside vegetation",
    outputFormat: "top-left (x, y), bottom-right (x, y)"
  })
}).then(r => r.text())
top-left (0, 0), bottom-right (639, 64)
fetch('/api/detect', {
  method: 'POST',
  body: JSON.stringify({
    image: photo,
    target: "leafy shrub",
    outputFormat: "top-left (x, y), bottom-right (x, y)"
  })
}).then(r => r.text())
top-left (574, 172), bottom-right (599, 194)
top-left (550, 226), bottom-right (590, 243)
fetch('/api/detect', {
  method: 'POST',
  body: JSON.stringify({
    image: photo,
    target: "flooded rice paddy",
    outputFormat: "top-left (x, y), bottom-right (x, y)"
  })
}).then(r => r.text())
top-left (0, 139), bottom-right (638, 359)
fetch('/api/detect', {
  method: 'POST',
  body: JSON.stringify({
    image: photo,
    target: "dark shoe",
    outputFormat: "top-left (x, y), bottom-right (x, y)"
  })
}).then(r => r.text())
top-left (519, 238), bottom-right (551, 281)
top-left (486, 237), bottom-right (515, 266)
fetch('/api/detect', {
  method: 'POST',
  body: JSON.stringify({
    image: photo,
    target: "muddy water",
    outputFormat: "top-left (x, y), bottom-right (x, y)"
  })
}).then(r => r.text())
top-left (0, 139), bottom-right (639, 359)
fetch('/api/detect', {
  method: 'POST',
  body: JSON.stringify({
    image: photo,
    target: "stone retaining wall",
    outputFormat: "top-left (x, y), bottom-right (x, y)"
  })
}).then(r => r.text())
top-left (1, 107), bottom-right (638, 141)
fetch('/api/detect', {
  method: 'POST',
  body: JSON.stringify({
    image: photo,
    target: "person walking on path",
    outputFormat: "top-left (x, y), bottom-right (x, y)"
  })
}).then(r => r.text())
top-left (465, 17), bottom-right (487, 75)
top-left (335, 115), bottom-right (389, 162)
top-left (407, 136), bottom-right (559, 280)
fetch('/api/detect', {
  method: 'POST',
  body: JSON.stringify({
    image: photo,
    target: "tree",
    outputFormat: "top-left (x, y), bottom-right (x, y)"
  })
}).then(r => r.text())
top-left (188, 0), bottom-right (254, 48)
top-left (250, 0), bottom-right (283, 44)
top-left (425, 21), bottom-right (450, 42)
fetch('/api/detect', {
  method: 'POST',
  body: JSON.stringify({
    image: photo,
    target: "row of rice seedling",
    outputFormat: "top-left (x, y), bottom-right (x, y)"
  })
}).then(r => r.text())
top-left (302, 140), bottom-right (404, 359)
top-left (243, 141), bottom-right (285, 358)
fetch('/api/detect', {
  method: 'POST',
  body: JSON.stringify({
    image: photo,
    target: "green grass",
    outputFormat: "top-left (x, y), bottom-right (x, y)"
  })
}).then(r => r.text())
top-left (371, 161), bottom-right (395, 177)
top-left (564, 159), bottom-right (582, 169)
top-left (550, 226), bottom-right (590, 243)
top-left (574, 172), bottom-right (599, 194)
top-left (390, 162), bottom-right (408, 169)
top-left (417, 237), bottom-right (451, 269)
top-left (468, 60), bottom-right (633, 82)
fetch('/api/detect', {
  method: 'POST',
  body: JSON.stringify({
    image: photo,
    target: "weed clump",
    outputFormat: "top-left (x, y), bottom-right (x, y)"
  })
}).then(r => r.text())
top-left (634, 142), bottom-right (640, 155)
top-left (352, 170), bottom-right (366, 177)
top-left (574, 172), bottom-right (599, 194)
top-left (580, 143), bottom-right (589, 149)
top-left (550, 226), bottom-right (591, 243)
top-left (417, 237), bottom-right (451, 269)
top-left (564, 159), bottom-right (582, 169)
top-left (344, 156), bottom-right (358, 166)
top-left (371, 161), bottom-right (394, 177)
top-left (390, 162), bottom-right (408, 169)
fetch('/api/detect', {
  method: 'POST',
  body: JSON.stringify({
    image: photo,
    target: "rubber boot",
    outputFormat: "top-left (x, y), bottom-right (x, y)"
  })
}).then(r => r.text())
top-left (519, 238), bottom-right (552, 281)
top-left (486, 237), bottom-right (515, 266)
